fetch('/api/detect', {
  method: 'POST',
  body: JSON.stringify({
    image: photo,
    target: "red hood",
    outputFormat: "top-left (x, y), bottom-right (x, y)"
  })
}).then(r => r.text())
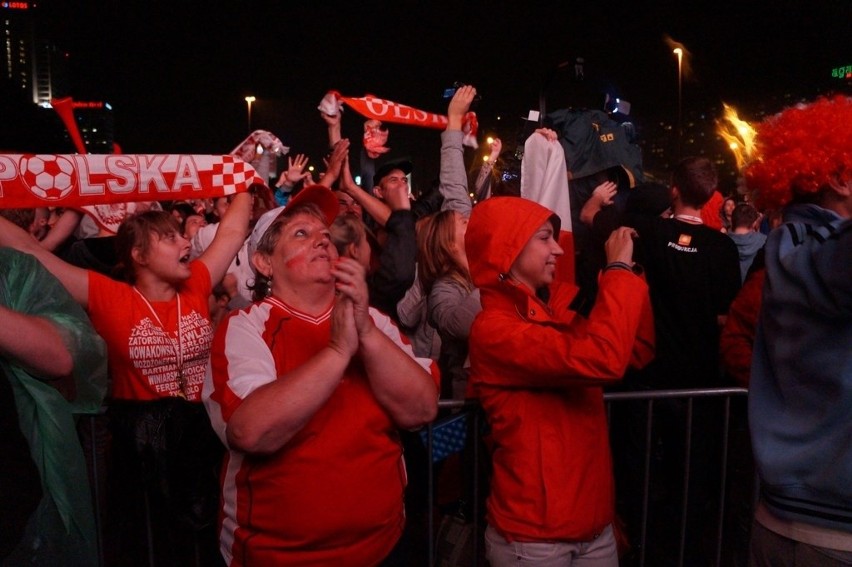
top-left (465, 197), bottom-right (561, 291)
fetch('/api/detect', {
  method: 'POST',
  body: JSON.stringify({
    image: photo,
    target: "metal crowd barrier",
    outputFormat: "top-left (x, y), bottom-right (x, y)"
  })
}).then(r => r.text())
top-left (79, 386), bottom-right (750, 567)
top-left (423, 387), bottom-right (751, 567)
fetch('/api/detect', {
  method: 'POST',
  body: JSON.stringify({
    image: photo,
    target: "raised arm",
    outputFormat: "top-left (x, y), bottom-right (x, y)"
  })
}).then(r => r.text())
top-left (321, 110), bottom-right (342, 148)
top-left (318, 138), bottom-right (350, 189)
top-left (274, 154), bottom-right (311, 200)
top-left (0, 214), bottom-right (89, 307)
top-left (473, 137), bottom-right (502, 201)
top-left (579, 181), bottom-right (617, 226)
top-left (440, 85), bottom-right (476, 216)
top-left (340, 153), bottom-right (392, 226)
top-left (198, 192), bottom-right (252, 286)
top-left (39, 209), bottom-right (83, 252)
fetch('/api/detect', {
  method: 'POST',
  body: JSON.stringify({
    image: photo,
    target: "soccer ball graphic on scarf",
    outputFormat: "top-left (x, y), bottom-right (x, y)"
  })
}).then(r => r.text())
top-left (20, 155), bottom-right (76, 201)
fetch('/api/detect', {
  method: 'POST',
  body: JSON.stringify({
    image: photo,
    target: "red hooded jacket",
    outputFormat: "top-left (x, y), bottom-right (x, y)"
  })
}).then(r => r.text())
top-left (465, 197), bottom-right (654, 542)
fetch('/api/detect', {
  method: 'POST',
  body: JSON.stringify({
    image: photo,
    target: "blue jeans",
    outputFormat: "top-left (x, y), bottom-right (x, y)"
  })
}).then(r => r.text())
top-left (484, 524), bottom-right (618, 567)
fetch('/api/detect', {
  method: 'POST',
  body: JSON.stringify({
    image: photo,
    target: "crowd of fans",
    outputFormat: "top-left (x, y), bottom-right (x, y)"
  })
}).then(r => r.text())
top-left (1, 88), bottom-right (849, 567)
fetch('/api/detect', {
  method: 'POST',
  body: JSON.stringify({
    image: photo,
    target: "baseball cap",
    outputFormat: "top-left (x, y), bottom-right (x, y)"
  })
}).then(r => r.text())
top-left (374, 158), bottom-right (413, 186)
top-left (247, 184), bottom-right (338, 265)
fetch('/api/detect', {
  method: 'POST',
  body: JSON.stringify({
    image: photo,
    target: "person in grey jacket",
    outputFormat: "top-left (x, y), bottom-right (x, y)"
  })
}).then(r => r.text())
top-left (746, 95), bottom-right (852, 565)
top-left (418, 85), bottom-right (482, 399)
top-left (727, 202), bottom-right (766, 283)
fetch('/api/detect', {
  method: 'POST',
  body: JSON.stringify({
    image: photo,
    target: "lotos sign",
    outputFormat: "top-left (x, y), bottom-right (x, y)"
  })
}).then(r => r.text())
top-left (0, 154), bottom-right (263, 209)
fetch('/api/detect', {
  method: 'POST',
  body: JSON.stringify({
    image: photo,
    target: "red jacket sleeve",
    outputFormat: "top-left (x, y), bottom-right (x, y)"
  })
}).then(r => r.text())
top-left (470, 270), bottom-right (650, 389)
top-left (720, 269), bottom-right (765, 387)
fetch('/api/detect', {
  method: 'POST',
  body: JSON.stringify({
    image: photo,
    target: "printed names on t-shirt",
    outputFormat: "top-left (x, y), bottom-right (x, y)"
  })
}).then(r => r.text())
top-left (128, 310), bottom-right (213, 399)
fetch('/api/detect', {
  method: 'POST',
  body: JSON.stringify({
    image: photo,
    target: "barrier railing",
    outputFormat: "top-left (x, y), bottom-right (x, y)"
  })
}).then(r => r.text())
top-left (79, 386), bottom-right (750, 566)
top-left (422, 387), bottom-right (751, 567)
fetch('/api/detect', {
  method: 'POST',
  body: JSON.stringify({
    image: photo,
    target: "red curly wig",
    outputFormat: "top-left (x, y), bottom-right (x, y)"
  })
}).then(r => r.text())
top-left (744, 95), bottom-right (852, 210)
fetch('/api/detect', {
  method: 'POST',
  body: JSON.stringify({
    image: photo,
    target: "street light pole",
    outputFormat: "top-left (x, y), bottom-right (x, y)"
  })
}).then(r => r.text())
top-left (673, 48), bottom-right (683, 160)
top-left (244, 96), bottom-right (256, 133)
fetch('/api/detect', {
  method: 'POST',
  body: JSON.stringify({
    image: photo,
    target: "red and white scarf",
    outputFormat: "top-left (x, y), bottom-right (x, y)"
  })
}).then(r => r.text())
top-left (0, 154), bottom-right (262, 232)
top-left (321, 90), bottom-right (479, 149)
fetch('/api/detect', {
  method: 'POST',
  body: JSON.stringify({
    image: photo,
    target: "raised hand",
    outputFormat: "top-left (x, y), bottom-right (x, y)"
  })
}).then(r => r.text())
top-left (605, 226), bottom-right (638, 266)
top-left (320, 111), bottom-right (341, 128)
top-left (329, 295), bottom-right (359, 358)
top-left (534, 128), bottom-right (558, 142)
top-left (330, 257), bottom-right (373, 339)
top-left (319, 139), bottom-right (351, 188)
top-left (321, 111), bottom-right (342, 146)
top-left (488, 137), bottom-right (503, 162)
top-left (277, 154), bottom-right (311, 188)
top-left (592, 181), bottom-right (617, 207)
top-left (448, 85), bottom-right (477, 129)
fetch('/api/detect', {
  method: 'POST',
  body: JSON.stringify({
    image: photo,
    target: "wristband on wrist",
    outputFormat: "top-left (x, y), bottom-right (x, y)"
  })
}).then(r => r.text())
top-left (604, 261), bottom-right (643, 275)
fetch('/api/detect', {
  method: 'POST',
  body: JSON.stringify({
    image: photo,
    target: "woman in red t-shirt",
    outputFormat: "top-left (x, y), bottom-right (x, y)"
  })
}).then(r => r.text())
top-left (205, 187), bottom-right (439, 566)
top-left (0, 192), bottom-right (251, 564)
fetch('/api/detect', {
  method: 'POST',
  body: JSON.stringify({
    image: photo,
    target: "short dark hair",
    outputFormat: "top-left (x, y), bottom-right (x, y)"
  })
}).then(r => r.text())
top-left (170, 202), bottom-right (196, 221)
top-left (732, 203), bottom-right (760, 229)
top-left (115, 210), bottom-right (182, 284)
top-left (374, 159), bottom-right (413, 186)
top-left (672, 157), bottom-right (718, 208)
top-left (0, 208), bottom-right (35, 231)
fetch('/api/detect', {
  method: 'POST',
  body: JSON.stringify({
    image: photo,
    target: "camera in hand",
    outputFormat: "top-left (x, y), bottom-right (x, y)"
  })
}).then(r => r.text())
top-left (442, 82), bottom-right (482, 106)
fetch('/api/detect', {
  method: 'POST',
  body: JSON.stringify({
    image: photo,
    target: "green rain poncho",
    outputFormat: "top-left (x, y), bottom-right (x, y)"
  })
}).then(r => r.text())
top-left (0, 247), bottom-right (107, 566)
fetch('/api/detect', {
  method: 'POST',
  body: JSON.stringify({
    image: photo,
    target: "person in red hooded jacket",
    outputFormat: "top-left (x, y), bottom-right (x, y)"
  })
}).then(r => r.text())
top-left (465, 196), bottom-right (654, 566)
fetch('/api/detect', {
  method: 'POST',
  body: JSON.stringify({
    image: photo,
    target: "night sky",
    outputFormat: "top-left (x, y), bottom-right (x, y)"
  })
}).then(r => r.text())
top-left (21, 1), bottom-right (852, 186)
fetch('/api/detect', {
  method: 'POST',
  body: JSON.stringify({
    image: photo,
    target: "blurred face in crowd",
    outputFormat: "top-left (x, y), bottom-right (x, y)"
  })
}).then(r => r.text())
top-left (30, 207), bottom-right (49, 240)
top-left (509, 220), bottom-right (563, 291)
top-left (349, 234), bottom-right (371, 271)
top-left (47, 207), bottom-right (62, 231)
top-left (183, 214), bottom-right (207, 239)
top-left (374, 169), bottom-right (408, 201)
top-left (333, 190), bottom-right (363, 219)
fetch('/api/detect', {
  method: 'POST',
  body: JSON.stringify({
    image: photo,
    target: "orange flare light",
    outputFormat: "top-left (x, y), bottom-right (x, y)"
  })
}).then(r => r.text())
top-left (716, 103), bottom-right (757, 170)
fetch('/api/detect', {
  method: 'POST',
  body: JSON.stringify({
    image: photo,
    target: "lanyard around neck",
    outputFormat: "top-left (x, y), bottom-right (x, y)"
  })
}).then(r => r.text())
top-left (674, 214), bottom-right (704, 225)
top-left (132, 288), bottom-right (187, 398)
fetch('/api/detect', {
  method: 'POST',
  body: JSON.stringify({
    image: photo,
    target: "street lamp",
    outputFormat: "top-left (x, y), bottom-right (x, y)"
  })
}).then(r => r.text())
top-left (673, 47), bottom-right (683, 160)
top-left (244, 96), bottom-right (256, 133)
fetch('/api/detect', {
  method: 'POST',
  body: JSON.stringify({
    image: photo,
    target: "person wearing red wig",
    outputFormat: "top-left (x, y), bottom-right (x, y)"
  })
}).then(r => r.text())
top-left (746, 95), bottom-right (852, 566)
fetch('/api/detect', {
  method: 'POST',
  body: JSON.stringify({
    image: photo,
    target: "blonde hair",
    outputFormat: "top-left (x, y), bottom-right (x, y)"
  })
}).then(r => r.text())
top-left (417, 210), bottom-right (472, 295)
top-left (329, 214), bottom-right (367, 259)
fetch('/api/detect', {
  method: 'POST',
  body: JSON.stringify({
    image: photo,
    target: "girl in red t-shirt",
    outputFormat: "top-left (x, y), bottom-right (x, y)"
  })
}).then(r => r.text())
top-left (0, 192), bottom-right (251, 564)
